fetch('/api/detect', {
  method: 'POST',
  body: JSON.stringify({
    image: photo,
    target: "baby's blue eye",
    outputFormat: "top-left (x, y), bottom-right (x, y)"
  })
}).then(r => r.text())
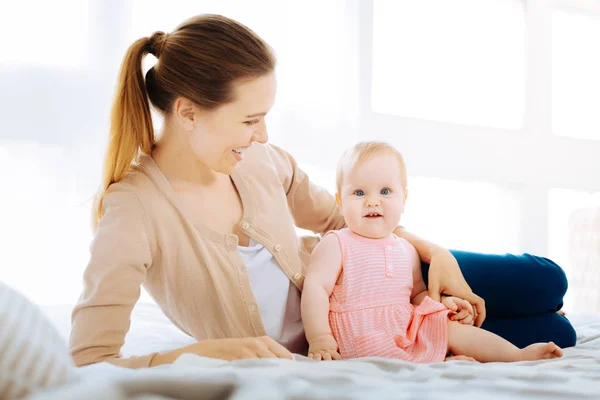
top-left (354, 190), bottom-right (365, 197)
top-left (381, 188), bottom-right (390, 195)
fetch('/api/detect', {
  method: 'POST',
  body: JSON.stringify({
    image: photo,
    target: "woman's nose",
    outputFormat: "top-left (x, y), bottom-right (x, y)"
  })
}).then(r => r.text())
top-left (253, 120), bottom-right (268, 144)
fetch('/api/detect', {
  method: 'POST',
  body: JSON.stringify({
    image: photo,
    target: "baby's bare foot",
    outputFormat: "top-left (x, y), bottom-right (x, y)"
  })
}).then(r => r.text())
top-left (519, 342), bottom-right (563, 361)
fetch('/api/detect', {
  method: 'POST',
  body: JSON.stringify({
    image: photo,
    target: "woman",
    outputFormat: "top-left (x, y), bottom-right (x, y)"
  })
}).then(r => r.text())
top-left (69, 14), bottom-right (573, 369)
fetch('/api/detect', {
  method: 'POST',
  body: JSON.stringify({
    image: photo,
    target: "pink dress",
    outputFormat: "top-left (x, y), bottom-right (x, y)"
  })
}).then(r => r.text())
top-left (328, 228), bottom-right (450, 363)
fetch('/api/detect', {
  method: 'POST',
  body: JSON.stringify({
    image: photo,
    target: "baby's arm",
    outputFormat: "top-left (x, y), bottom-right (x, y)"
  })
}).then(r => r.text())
top-left (301, 234), bottom-right (343, 360)
top-left (408, 242), bottom-right (430, 306)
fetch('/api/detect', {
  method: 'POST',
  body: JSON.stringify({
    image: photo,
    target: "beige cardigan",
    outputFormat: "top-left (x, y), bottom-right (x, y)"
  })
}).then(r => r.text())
top-left (69, 144), bottom-right (345, 368)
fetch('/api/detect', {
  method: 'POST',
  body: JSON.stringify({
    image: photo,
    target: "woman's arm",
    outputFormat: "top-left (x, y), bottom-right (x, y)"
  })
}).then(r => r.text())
top-left (394, 226), bottom-right (445, 264)
top-left (70, 185), bottom-right (155, 368)
top-left (72, 184), bottom-right (293, 368)
top-left (394, 227), bottom-right (486, 326)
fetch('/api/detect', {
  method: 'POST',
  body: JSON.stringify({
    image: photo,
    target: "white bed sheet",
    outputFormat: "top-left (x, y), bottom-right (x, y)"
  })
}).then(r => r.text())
top-left (36, 303), bottom-right (600, 400)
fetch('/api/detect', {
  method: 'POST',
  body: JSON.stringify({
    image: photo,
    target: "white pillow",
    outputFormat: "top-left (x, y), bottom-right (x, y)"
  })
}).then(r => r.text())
top-left (0, 281), bottom-right (75, 398)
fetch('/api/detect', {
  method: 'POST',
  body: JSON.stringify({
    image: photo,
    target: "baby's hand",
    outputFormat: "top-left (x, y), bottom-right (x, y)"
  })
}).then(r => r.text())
top-left (442, 296), bottom-right (476, 326)
top-left (308, 334), bottom-right (342, 361)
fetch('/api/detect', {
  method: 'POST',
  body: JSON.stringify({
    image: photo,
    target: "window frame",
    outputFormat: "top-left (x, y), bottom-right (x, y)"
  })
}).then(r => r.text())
top-left (357, 0), bottom-right (600, 255)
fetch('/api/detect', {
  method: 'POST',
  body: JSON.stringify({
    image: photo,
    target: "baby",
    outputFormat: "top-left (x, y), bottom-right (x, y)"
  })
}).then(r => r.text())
top-left (301, 141), bottom-right (563, 363)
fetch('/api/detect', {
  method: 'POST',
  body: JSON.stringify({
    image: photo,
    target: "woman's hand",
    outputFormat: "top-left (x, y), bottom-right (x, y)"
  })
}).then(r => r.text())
top-left (428, 249), bottom-right (486, 327)
top-left (393, 228), bottom-right (486, 326)
top-left (150, 336), bottom-right (293, 366)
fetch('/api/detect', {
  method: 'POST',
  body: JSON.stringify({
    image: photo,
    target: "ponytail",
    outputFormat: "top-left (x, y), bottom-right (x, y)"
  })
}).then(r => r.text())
top-left (92, 36), bottom-right (157, 231)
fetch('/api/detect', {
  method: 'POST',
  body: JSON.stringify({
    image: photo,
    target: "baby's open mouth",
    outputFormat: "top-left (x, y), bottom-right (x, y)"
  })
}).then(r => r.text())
top-left (364, 212), bottom-right (383, 219)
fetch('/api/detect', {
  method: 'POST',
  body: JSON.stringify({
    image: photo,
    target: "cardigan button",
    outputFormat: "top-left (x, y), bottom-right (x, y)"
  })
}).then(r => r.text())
top-left (274, 244), bottom-right (282, 252)
top-left (241, 222), bottom-right (250, 230)
top-left (293, 273), bottom-right (302, 280)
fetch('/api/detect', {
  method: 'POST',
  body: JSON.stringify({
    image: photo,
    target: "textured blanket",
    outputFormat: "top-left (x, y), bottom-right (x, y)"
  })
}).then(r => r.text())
top-left (30, 314), bottom-right (600, 400)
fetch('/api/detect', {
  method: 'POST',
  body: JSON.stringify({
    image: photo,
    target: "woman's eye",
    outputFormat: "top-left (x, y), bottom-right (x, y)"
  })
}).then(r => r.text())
top-left (381, 188), bottom-right (390, 195)
top-left (244, 119), bottom-right (259, 126)
top-left (354, 190), bottom-right (365, 197)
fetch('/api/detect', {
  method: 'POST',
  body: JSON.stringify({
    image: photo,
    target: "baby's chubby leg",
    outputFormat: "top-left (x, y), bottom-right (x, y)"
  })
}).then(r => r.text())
top-left (447, 320), bottom-right (563, 362)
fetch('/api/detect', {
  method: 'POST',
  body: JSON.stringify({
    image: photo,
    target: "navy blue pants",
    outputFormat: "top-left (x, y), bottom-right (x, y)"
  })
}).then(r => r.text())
top-left (421, 250), bottom-right (577, 349)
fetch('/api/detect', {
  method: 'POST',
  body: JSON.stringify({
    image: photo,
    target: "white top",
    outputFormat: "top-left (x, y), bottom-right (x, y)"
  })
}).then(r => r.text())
top-left (238, 239), bottom-right (307, 354)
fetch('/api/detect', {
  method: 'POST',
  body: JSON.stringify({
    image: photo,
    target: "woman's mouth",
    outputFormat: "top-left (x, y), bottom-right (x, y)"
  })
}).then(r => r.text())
top-left (232, 147), bottom-right (246, 161)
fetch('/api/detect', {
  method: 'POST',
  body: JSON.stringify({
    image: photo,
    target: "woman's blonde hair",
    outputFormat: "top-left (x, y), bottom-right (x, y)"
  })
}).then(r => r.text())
top-left (93, 14), bottom-right (276, 231)
top-left (336, 141), bottom-right (407, 195)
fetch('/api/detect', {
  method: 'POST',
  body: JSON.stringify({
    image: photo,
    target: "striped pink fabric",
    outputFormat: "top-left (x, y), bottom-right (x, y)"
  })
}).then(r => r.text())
top-left (328, 228), bottom-right (449, 363)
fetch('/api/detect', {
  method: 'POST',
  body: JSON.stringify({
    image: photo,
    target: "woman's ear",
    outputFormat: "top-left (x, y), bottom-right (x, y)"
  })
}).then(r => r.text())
top-left (173, 97), bottom-right (197, 131)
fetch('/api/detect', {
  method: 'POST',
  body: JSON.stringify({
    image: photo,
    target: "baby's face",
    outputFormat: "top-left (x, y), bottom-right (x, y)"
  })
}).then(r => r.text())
top-left (339, 153), bottom-right (407, 239)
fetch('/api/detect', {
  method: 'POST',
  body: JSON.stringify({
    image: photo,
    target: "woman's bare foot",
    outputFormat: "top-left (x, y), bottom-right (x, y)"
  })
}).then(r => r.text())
top-left (519, 342), bottom-right (563, 361)
top-left (445, 355), bottom-right (477, 362)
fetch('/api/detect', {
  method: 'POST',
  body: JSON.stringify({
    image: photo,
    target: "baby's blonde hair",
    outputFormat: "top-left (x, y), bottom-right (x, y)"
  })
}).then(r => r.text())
top-left (336, 141), bottom-right (407, 195)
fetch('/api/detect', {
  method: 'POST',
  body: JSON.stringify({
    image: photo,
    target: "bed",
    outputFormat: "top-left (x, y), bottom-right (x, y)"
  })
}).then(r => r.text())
top-left (29, 302), bottom-right (600, 400)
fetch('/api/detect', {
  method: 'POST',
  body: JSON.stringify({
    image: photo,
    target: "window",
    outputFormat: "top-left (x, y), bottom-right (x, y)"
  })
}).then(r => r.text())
top-left (402, 177), bottom-right (520, 254)
top-left (552, 8), bottom-right (600, 141)
top-left (372, 0), bottom-right (525, 130)
top-left (363, 0), bottom-right (600, 313)
top-left (0, 0), bottom-right (90, 67)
